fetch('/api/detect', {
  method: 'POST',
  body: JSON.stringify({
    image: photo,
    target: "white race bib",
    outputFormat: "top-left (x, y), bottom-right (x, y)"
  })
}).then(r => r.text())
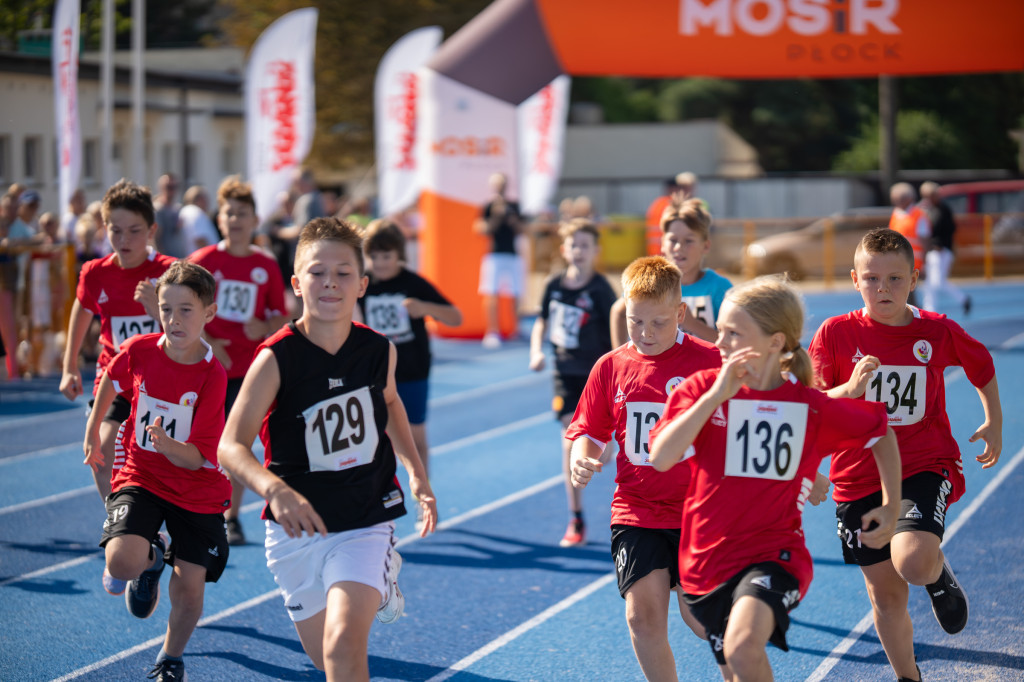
top-left (548, 299), bottom-right (584, 350)
top-left (215, 279), bottom-right (258, 323)
top-left (863, 365), bottom-right (927, 426)
top-left (111, 314), bottom-right (160, 350)
top-left (301, 386), bottom-right (380, 472)
top-left (364, 294), bottom-right (412, 338)
top-left (623, 401), bottom-right (664, 466)
top-left (725, 399), bottom-right (808, 480)
top-left (682, 294), bottom-right (715, 328)
top-left (135, 392), bottom-right (193, 452)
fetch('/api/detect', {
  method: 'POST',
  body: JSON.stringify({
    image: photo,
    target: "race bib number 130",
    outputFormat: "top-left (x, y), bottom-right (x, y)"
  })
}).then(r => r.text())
top-left (302, 386), bottom-right (380, 472)
top-left (725, 400), bottom-right (807, 481)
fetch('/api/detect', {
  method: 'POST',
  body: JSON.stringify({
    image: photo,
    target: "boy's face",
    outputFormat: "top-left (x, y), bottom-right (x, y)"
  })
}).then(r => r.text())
top-left (218, 198), bottom-right (256, 243)
top-left (158, 284), bottom-right (216, 351)
top-left (107, 207), bottom-right (156, 268)
top-left (662, 220), bottom-right (709, 277)
top-left (715, 299), bottom-right (783, 375)
top-left (292, 241), bottom-right (368, 323)
top-left (851, 250), bottom-right (917, 323)
top-left (625, 293), bottom-right (684, 357)
top-left (367, 248), bottom-right (402, 281)
top-left (560, 231), bottom-right (598, 272)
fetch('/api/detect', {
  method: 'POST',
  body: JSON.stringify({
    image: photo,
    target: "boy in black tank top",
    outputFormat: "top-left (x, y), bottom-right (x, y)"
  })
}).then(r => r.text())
top-left (219, 218), bottom-right (437, 681)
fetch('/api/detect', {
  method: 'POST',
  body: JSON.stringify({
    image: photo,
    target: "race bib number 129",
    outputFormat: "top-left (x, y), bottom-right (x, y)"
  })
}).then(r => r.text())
top-left (302, 386), bottom-right (380, 472)
top-left (725, 400), bottom-right (807, 480)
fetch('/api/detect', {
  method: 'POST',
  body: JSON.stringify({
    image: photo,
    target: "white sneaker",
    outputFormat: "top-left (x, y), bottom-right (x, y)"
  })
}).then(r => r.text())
top-left (482, 333), bottom-right (502, 350)
top-left (376, 550), bottom-right (404, 624)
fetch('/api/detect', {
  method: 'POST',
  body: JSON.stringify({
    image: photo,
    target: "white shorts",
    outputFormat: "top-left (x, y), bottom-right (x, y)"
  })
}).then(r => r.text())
top-left (265, 519), bottom-right (396, 622)
top-left (30, 260), bottom-right (52, 327)
top-left (478, 253), bottom-right (524, 297)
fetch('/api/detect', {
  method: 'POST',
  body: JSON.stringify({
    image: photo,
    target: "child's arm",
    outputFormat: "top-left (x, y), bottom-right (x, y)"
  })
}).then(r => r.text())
top-left (218, 348), bottom-right (328, 538)
top-left (569, 436), bottom-right (605, 489)
top-left (243, 313), bottom-right (290, 342)
top-left (679, 306), bottom-right (718, 343)
top-left (610, 298), bottom-right (628, 348)
top-left (825, 355), bottom-right (880, 399)
top-left (402, 298), bottom-right (462, 327)
top-left (970, 375), bottom-right (1002, 469)
top-left (83, 372), bottom-right (116, 470)
top-left (382, 343), bottom-right (438, 536)
top-left (859, 427), bottom-right (902, 549)
top-left (144, 415), bottom-right (207, 470)
top-left (134, 279), bottom-right (160, 321)
top-left (60, 299), bottom-right (94, 401)
top-left (202, 331), bottom-right (233, 371)
top-left (528, 316), bottom-right (547, 371)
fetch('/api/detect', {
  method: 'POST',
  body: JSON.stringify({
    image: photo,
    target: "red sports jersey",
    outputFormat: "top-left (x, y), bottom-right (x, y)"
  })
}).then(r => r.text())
top-left (650, 370), bottom-right (888, 598)
top-left (565, 331), bottom-right (721, 528)
top-left (76, 248), bottom-right (176, 393)
top-left (189, 244), bottom-right (287, 379)
top-left (107, 333), bottom-right (230, 514)
top-left (810, 307), bottom-right (995, 504)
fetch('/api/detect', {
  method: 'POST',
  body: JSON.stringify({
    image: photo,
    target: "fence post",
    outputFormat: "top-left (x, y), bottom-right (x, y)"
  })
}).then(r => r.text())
top-left (823, 218), bottom-right (835, 288)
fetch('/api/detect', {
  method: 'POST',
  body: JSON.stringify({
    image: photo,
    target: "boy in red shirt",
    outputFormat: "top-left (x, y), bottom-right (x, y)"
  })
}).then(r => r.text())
top-left (649, 276), bottom-right (902, 682)
top-left (61, 179), bottom-right (176, 504)
top-left (84, 260), bottom-right (230, 682)
top-left (809, 228), bottom-right (1002, 682)
top-left (189, 176), bottom-right (289, 546)
top-left (567, 256), bottom-right (720, 681)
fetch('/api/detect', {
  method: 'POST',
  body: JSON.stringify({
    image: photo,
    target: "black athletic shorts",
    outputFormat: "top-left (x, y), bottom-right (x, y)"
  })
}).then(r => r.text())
top-left (89, 393), bottom-right (132, 425)
top-left (553, 373), bottom-right (587, 420)
top-left (100, 486), bottom-right (229, 582)
top-left (684, 562), bottom-right (801, 666)
top-left (610, 525), bottom-right (681, 598)
top-left (836, 470), bottom-right (953, 566)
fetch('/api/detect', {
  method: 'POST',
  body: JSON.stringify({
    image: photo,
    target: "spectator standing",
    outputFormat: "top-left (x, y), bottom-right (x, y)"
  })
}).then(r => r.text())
top-left (920, 181), bottom-right (970, 315)
top-left (179, 185), bottom-right (221, 255)
top-left (475, 172), bottom-right (524, 349)
top-left (153, 173), bottom-right (187, 258)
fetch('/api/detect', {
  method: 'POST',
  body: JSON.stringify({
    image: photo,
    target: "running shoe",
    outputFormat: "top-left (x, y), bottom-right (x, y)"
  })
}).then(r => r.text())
top-left (225, 518), bottom-right (246, 546)
top-left (376, 550), bottom-right (405, 624)
top-left (559, 519), bottom-right (586, 547)
top-left (147, 658), bottom-right (186, 681)
top-left (127, 532), bottom-right (167, 619)
top-left (482, 333), bottom-right (502, 350)
top-left (926, 558), bottom-right (968, 634)
top-left (102, 567), bottom-right (127, 596)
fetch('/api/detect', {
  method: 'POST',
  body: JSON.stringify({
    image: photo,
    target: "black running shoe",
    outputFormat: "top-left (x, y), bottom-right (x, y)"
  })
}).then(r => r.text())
top-left (127, 533), bottom-right (167, 619)
top-left (147, 658), bottom-right (186, 681)
top-left (225, 518), bottom-right (246, 546)
top-left (926, 558), bottom-right (968, 634)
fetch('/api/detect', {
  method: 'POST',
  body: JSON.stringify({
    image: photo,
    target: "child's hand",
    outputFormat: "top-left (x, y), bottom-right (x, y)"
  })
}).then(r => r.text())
top-left (402, 298), bottom-right (427, 319)
top-left (243, 317), bottom-right (269, 341)
top-left (267, 484), bottom-right (327, 538)
top-left (970, 421), bottom-right (1002, 469)
top-left (60, 370), bottom-right (83, 401)
top-left (712, 347), bottom-right (762, 402)
top-left (208, 337), bottom-right (233, 370)
top-left (410, 479), bottom-right (438, 537)
top-left (145, 415), bottom-right (177, 455)
top-left (859, 505), bottom-right (897, 550)
top-left (570, 453), bottom-right (603, 489)
top-left (845, 355), bottom-right (880, 398)
top-left (134, 279), bottom-right (158, 314)
top-left (83, 433), bottom-right (105, 472)
top-left (528, 351), bottom-right (546, 372)
top-left (807, 472), bottom-right (831, 506)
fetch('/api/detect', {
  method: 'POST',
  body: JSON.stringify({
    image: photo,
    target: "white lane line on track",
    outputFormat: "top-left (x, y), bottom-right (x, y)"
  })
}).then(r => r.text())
top-left (0, 485), bottom-right (93, 516)
top-left (805, 441), bottom-right (1024, 682)
top-left (0, 441), bottom-right (81, 467)
top-left (425, 572), bottom-right (618, 682)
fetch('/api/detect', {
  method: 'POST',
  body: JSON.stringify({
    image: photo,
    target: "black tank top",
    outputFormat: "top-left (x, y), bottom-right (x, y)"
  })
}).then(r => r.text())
top-left (259, 322), bottom-right (406, 532)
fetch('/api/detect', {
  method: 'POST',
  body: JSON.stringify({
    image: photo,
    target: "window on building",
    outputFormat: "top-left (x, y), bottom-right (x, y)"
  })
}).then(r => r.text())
top-left (83, 139), bottom-right (98, 182)
top-left (185, 144), bottom-right (197, 185)
top-left (0, 136), bottom-right (9, 185)
top-left (24, 136), bottom-right (42, 182)
top-left (221, 145), bottom-right (233, 175)
top-left (162, 143), bottom-right (174, 175)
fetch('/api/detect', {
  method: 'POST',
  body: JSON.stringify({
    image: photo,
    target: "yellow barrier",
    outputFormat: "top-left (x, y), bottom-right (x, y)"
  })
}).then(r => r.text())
top-left (598, 219), bottom-right (647, 270)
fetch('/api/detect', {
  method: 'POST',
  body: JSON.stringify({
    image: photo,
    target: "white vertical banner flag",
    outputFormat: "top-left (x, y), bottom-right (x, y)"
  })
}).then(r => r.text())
top-left (516, 74), bottom-right (571, 217)
top-left (52, 0), bottom-right (81, 214)
top-left (245, 8), bottom-right (318, 220)
top-left (374, 26), bottom-right (442, 217)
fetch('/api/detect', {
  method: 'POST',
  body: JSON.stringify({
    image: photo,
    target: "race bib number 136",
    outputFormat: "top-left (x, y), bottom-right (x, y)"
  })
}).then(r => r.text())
top-left (725, 400), bottom-right (807, 481)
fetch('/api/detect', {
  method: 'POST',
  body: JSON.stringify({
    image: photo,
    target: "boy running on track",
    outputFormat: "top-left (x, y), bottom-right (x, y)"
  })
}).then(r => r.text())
top-left (218, 218), bottom-right (437, 682)
top-left (528, 218), bottom-right (616, 547)
top-left (611, 198), bottom-right (731, 346)
top-left (61, 179), bottom-right (176, 504)
top-left (567, 256), bottom-right (720, 681)
top-left (648, 276), bottom-right (902, 682)
top-left (85, 260), bottom-right (230, 682)
top-left (189, 176), bottom-right (289, 546)
top-left (809, 228), bottom-right (1002, 682)
top-left (357, 218), bottom-right (462, 484)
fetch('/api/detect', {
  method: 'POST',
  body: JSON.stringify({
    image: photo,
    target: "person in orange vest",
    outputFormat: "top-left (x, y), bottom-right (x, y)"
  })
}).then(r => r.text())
top-left (888, 182), bottom-right (931, 308)
top-left (645, 177), bottom-right (678, 256)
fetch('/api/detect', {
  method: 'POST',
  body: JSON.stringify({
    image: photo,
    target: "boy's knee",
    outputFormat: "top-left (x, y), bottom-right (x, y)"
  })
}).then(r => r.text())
top-left (625, 600), bottom-right (665, 640)
top-left (893, 552), bottom-right (941, 586)
top-left (723, 633), bottom-right (764, 677)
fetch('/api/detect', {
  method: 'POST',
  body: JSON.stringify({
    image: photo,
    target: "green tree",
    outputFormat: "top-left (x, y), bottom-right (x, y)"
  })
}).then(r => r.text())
top-left (833, 110), bottom-right (968, 171)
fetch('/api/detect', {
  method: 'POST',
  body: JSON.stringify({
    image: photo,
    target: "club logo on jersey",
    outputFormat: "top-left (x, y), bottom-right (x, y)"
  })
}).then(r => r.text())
top-left (328, 378), bottom-right (345, 390)
top-left (139, 381), bottom-right (147, 393)
top-left (614, 387), bottom-right (626, 403)
top-left (851, 347), bottom-right (864, 364)
top-left (97, 289), bottom-right (109, 304)
top-left (750, 575), bottom-right (772, 590)
top-left (180, 391), bottom-right (199, 407)
top-left (251, 266), bottom-right (269, 285)
top-left (665, 377), bottom-right (685, 394)
top-left (914, 340), bottom-right (933, 364)
top-left (212, 269), bottom-right (224, 282)
top-left (711, 406), bottom-right (727, 427)
top-left (905, 503), bottom-right (923, 519)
